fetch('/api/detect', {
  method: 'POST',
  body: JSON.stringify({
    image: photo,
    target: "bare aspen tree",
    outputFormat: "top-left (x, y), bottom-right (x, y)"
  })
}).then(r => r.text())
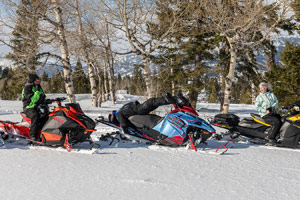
top-left (103, 17), bottom-right (116, 104)
top-left (51, 0), bottom-right (75, 103)
top-left (96, 0), bottom-right (188, 98)
top-left (91, 61), bottom-right (103, 107)
top-left (0, 0), bottom-right (46, 71)
top-left (74, 0), bottom-right (98, 106)
top-left (199, 0), bottom-right (290, 113)
top-left (103, 60), bottom-right (109, 99)
top-left (219, 68), bottom-right (225, 112)
top-left (251, 81), bottom-right (256, 104)
top-left (83, 10), bottom-right (116, 104)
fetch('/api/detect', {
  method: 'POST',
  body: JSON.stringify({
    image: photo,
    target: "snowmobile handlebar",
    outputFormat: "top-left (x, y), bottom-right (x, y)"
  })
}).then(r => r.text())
top-left (45, 97), bottom-right (67, 104)
top-left (281, 103), bottom-right (300, 114)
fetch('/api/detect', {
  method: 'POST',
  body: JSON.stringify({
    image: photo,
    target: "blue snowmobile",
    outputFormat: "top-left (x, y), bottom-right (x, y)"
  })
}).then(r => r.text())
top-left (96, 98), bottom-right (216, 151)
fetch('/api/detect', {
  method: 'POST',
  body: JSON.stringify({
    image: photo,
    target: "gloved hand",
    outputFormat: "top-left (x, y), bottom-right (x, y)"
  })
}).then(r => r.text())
top-left (35, 84), bottom-right (41, 91)
top-left (164, 93), bottom-right (176, 104)
top-left (266, 107), bottom-right (273, 112)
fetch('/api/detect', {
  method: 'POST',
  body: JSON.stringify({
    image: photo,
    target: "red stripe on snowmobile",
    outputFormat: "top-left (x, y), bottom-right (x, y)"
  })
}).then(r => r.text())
top-left (140, 133), bottom-right (155, 141)
top-left (167, 136), bottom-right (183, 144)
top-left (160, 137), bottom-right (183, 145)
top-left (170, 106), bottom-right (198, 116)
top-left (69, 106), bottom-right (83, 114)
top-left (20, 113), bottom-right (31, 124)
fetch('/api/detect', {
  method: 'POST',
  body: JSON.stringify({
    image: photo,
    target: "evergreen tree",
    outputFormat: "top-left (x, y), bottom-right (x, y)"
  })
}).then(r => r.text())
top-left (1, 67), bottom-right (11, 79)
top-left (266, 1), bottom-right (300, 106)
top-left (150, 0), bottom-right (216, 107)
top-left (115, 73), bottom-right (122, 91)
top-left (266, 42), bottom-right (300, 106)
top-left (51, 71), bottom-right (65, 93)
top-left (207, 78), bottom-right (219, 103)
top-left (6, 0), bottom-right (43, 70)
top-left (73, 59), bottom-right (89, 94)
top-left (1, 79), bottom-right (11, 100)
top-left (130, 65), bottom-right (146, 95)
top-left (10, 67), bottom-right (28, 100)
top-left (0, 67), bottom-right (27, 100)
top-left (41, 72), bottom-right (50, 93)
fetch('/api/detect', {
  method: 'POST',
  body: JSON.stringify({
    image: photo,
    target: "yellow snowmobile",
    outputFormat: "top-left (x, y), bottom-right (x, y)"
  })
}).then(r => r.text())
top-left (211, 101), bottom-right (300, 148)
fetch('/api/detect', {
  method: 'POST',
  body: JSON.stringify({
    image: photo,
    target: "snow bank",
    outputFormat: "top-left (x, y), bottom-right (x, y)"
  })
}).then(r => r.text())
top-left (0, 95), bottom-right (299, 200)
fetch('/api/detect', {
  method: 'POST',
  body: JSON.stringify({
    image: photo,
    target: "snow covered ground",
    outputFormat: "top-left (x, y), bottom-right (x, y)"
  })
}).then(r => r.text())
top-left (1, 94), bottom-right (300, 200)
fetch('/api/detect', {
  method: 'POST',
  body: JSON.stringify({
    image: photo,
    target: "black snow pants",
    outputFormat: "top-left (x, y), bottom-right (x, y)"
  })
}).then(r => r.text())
top-left (263, 114), bottom-right (281, 140)
top-left (116, 97), bottom-right (168, 128)
top-left (24, 108), bottom-right (40, 139)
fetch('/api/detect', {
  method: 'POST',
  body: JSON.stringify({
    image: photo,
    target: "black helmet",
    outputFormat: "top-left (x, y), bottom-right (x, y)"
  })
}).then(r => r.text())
top-left (28, 74), bottom-right (40, 83)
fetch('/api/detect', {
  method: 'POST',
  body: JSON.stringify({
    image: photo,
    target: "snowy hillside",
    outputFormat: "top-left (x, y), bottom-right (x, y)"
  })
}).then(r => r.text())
top-left (0, 94), bottom-right (300, 200)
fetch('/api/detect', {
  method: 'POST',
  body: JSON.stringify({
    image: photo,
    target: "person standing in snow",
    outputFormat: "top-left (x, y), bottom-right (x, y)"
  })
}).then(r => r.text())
top-left (22, 74), bottom-right (46, 141)
top-left (255, 82), bottom-right (281, 145)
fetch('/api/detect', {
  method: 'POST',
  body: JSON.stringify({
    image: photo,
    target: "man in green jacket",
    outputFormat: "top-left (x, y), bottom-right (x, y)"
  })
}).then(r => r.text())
top-left (22, 74), bottom-right (46, 141)
top-left (255, 82), bottom-right (280, 145)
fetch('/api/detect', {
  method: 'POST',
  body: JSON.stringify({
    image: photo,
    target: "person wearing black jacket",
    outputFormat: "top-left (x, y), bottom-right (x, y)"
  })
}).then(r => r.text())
top-left (22, 74), bottom-right (46, 141)
top-left (116, 92), bottom-right (189, 133)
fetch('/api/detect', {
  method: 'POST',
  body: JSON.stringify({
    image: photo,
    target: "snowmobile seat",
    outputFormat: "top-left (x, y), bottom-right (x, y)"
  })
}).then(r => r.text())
top-left (250, 113), bottom-right (271, 126)
top-left (238, 118), bottom-right (266, 129)
top-left (128, 114), bottom-right (163, 129)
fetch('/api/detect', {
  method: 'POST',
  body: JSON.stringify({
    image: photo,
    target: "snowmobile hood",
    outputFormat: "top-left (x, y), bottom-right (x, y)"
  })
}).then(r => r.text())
top-left (153, 111), bottom-right (216, 138)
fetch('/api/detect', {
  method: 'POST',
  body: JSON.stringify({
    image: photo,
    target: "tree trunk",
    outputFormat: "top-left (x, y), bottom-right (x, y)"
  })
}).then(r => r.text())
top-left (171, 68), bottom-right (175, 96)
top-left (74, 0), bottom-right (98, 107)
top-left (251, 81), bottom-right (256, 104)
top-left (103, 61), bottom-right (108, 100)
top-left (107, 58), bottom-right (115, 104)
top-left (169, 41), bottom-right (175, 96)
top-left (219, 72), bottom-right (225, 112)
top-left (222, 47), bottom-right (237, 114)
top-left (94, 64), bottom-right (103, 107)
top-left (52, 0), bottom-right (75, 103)
top-left (105, 21), bottom-right (115, 104)
top-left (141, 56), bottom-right (153, 98)
top-left (189, 88), bottom-right (198, 109)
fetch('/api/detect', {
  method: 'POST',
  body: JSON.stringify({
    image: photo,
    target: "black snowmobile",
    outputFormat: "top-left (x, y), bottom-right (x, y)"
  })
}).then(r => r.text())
top-left (210, 101), bottom-right (300, 148)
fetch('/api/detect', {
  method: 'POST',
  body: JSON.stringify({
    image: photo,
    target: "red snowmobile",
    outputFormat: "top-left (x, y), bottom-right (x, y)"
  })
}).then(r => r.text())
top-left (0, 97), bottom-right (97, 151)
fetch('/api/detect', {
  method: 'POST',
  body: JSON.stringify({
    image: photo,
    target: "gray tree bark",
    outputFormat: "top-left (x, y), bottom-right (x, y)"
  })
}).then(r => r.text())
top-left (52, 0), bottom-right (75, 103)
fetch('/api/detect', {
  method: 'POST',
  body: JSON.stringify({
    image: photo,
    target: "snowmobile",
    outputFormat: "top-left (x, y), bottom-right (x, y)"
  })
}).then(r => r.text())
top-left (210, 101), bottom-right (300, 148)
top-left (96, 99), bottom-right (216, 151)
top-left (0, 97), bottom-right (97, 151)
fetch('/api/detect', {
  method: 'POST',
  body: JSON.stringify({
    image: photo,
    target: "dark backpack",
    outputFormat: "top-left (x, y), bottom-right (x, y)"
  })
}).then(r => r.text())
top-left (214, 114), bottom-right (240, 126)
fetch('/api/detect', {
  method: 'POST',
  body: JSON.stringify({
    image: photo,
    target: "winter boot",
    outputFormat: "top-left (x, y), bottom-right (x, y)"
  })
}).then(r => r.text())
top-left (265, 139), bottom-right (277, 146)
top-left (176, 91), bottom-right (190, 107)
top-left (164, 93), bottom-right (176, 104)
top-left (28, 136), bottom-right (37, 141)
